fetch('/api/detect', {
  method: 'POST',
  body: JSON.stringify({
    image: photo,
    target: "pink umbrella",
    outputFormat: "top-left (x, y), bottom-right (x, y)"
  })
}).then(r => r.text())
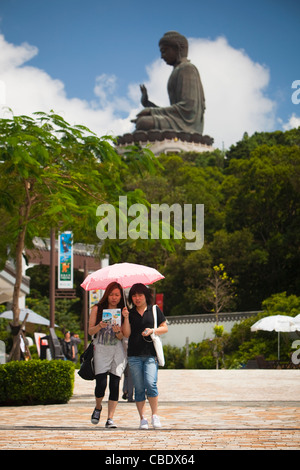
top-left (81, 262), bottom-right (164, 292)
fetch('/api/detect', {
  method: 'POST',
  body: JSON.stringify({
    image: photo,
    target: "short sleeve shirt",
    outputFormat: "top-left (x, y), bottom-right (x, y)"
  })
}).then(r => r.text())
top-left (127, 304), bottom-right (166, 357)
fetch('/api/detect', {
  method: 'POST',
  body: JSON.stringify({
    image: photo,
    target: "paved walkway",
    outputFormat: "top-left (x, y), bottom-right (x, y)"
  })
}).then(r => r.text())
top-left (0, 369), bottom-right (299, 451)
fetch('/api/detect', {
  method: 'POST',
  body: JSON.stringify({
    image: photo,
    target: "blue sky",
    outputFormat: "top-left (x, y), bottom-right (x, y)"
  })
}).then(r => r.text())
top-left (0, 0), bottom-right (299, 148)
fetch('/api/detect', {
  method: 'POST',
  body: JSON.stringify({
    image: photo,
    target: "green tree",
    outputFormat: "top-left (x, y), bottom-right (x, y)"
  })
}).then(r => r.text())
top-left (225, 127), bottom-right (300, 163)
top-left (204, 264), bottom-right (236, 321)
top-left (261, 291), bottom-right (300, 317)
top-left (223, 143), bottom-right (300, 306)
top-left (0, 111), bottom-right (157, 360)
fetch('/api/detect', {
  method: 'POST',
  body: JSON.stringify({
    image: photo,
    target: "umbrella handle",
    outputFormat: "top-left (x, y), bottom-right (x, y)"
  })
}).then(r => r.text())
top-left (123, 290), bottom-right (128, 309)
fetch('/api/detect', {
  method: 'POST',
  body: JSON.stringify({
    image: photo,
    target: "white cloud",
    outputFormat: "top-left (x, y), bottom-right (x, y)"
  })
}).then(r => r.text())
top-left (0, 34), bottom-right (134, 137)
top-left (282, 113), bottom-right (300, 131)
top-left (189, 37), bottom-right (276, 147)
top-left (0, 34), bottom-right (37, 69)
top-left (0, 33), bottom-right (281, 148)
top-left (94, 73), bottom-right (118, 106)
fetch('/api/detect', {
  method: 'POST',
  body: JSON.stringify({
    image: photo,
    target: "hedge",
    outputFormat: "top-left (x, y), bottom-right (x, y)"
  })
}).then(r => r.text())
top-left (0, 360), bottom-right (75, 405)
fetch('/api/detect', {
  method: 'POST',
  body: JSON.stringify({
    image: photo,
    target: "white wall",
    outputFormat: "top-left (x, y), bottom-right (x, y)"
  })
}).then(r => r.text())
top-left (161, 313), bottom-right (258, 348)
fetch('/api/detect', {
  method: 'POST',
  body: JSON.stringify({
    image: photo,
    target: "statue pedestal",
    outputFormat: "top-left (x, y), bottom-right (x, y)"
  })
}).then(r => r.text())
top-left (116, 130), bottom-right (214, 156)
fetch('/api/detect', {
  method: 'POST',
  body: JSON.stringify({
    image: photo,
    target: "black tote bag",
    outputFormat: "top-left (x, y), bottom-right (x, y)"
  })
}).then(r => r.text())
top-left (77, 342), bottom-right (95, 380)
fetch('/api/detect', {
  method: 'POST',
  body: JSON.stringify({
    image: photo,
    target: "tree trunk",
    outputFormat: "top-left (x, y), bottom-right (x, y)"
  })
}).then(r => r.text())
top-left (9, 180), bottom-right (32, 361)
top-left (9, 313), bottom-right (29, 361)
top-left (9, 223), bottom-right (27, 361)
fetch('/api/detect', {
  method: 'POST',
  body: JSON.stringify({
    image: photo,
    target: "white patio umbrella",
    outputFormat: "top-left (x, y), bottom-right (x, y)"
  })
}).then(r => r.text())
top-left (0, 308), bottom-right (58, 327)
top-left (251, 315), bottom-right (300, 360)
top-left (294, 314), bottom-right (300, 328)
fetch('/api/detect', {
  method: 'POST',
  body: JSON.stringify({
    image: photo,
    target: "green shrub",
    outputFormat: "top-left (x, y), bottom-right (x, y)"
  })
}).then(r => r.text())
top-left (185, 340), bottom-right (217, 369)
top-left (27, 344), bottom-right (39, 360)
top-left (163, 345), bottom-right (186, 369)
top-left (0, 360), bottom-right (75, 405)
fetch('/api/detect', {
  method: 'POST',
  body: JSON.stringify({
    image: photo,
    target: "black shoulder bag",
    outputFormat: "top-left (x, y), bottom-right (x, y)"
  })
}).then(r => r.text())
top-left (77, 341), bottom-right (95, 380)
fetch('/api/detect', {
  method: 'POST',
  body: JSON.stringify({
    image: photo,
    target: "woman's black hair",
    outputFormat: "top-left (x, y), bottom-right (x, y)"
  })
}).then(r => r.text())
top-left (128, 283), bottom-right (153, 306)
top-left (96, 282), bottom-right (125, 323)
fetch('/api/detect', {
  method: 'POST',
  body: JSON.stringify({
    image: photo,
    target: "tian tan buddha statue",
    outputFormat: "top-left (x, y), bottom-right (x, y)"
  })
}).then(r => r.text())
top-left (133, 31), bottom-right (205, 135)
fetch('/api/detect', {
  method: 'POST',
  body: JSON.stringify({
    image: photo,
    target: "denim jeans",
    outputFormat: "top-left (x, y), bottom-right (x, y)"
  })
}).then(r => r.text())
top-left (128, 356), bottom-right (159, 402)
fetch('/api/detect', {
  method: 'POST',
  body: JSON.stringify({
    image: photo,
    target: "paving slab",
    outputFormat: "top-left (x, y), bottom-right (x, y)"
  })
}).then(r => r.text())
top-left (0, 369), bottom-right (299, 452)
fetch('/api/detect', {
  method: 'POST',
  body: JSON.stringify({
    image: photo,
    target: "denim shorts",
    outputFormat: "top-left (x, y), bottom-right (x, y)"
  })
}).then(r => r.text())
top-left (127, 356), bottom-right (159, 402)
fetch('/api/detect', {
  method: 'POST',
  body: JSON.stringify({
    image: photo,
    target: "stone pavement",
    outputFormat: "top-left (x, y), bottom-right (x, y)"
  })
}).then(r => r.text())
top-left (0, 369), bottom-right (299, 451)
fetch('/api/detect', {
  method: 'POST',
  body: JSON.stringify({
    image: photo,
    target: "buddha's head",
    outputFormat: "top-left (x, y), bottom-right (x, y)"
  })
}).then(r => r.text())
top-left (159, 31), bottom-right (188, 65)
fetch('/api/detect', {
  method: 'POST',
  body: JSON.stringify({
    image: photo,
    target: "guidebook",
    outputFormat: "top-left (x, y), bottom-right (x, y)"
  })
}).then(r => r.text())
top-left (102, 309), bottom-right (121, 326)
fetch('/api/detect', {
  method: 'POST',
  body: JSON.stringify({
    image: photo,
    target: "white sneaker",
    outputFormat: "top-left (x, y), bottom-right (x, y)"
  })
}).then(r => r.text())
top-left (151, 414), bottom-right (162, 428)
top-left (139, 417), bottom-right (149, 429)
top-left (105, 418), bottom-right (117, 428)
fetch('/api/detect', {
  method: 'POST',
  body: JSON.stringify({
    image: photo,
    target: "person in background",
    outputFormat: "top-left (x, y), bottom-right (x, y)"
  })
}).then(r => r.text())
top-left (70, 332), bottom-right (81, 363)
top-left (61, 331), bottom-right (75, 361)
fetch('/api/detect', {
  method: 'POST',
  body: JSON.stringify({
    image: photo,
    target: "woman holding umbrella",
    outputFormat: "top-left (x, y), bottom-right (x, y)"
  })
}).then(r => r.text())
top-left (88, 282), bottom-right (127, 428)
top-left (122, 283), bottom-right (168, 429)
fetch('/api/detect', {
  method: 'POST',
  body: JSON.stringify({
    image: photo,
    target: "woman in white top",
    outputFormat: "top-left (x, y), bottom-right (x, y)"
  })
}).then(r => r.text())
top-left (88, 282), bottom-right (127, 428)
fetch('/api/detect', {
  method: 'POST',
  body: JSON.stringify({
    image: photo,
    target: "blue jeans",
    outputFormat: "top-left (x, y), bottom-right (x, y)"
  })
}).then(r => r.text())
top-left (128, 356), bottom-right (159, 402)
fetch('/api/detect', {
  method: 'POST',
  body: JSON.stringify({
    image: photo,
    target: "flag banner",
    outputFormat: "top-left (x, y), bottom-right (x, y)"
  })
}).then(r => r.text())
top-left (58, 231), bottom-right (73, 289)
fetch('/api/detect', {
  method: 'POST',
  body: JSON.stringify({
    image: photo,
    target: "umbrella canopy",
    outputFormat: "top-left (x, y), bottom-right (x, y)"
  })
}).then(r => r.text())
top-left (0, 308), bottom-right (58, 327)
top-left (251, 315), bottom-right (299, 333)
top-left (294, 314), bottom-right (300, 328)
top-left (251, 314), bottom-right (300, 360)
top-left (81, 262), bottom-right (164, 291)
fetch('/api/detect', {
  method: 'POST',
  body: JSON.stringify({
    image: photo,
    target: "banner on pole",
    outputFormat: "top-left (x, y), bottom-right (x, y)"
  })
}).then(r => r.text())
top-left (58, 231), bottom-right (73, 289)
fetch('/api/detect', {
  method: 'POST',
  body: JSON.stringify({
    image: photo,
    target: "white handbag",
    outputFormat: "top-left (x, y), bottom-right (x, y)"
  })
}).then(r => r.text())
top-left (150, 305), bottom-right (165, 367)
